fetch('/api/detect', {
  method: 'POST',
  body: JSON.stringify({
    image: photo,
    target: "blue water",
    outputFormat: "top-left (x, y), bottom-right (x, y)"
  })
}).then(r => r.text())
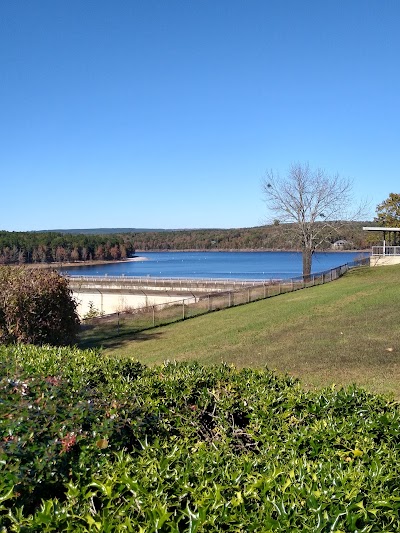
top-left (61, 251), bottom-right (368, 280)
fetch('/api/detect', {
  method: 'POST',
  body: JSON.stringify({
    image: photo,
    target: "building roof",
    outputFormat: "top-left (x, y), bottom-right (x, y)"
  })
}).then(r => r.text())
top-left (363, 227), bottom-right (400, 232)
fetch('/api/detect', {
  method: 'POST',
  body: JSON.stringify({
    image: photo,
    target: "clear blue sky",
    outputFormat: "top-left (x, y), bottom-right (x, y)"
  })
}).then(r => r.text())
top-left (1, 0), bottom-right (399, 231)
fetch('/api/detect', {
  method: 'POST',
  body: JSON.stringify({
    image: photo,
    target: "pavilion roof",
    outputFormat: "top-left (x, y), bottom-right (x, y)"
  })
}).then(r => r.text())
top-left (363, 226), bottom-right (400, 232)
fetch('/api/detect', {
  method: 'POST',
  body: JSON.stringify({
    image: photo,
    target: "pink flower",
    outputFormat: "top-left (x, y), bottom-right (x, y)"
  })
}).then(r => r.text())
top-left (60, 432), bottom-right (76, 453)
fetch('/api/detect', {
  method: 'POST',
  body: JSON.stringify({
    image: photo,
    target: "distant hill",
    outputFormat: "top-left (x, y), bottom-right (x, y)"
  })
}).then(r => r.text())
top-left (114, 222), bottom-right (373, 251)
top-left (37, 228), bottom-right (175, 235)
top-left (33, 222), bottom-right (374, 249)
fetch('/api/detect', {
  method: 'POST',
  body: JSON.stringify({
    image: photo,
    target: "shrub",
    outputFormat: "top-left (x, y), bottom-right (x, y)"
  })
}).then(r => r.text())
top-left (1, 345), bottom-right (400, 531)
top-left (0, 266), bottom-right (80, 345)
top-left (83, 301), bottom-right (103, 319)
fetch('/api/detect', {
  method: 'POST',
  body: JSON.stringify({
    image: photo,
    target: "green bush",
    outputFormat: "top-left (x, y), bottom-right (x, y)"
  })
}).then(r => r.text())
top-left (0, 266), bottom-right (79, 345)
top-left (1, 345), bottom-right (400, 531)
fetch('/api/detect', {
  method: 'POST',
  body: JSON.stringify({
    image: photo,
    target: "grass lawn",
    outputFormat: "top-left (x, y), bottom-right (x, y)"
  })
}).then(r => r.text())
top-left (83, 264), bottom-right (400, 397)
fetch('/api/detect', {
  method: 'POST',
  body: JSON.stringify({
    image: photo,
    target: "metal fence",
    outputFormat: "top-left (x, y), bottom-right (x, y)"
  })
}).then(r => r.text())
top-left (79, 257), bottom-right (369, 345)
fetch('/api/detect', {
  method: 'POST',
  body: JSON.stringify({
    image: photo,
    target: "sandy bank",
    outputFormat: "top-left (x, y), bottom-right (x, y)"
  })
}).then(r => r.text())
top-left (25, 256), bottom-right (148, 269)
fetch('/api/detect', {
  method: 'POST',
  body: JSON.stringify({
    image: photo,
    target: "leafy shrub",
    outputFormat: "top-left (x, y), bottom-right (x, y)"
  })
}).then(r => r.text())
top-left (1, 345), bottom-right (400, 531)
top-left (83, 301), bottom-right (104, 319)
top-left (0, 266), bottom-right (79, 345)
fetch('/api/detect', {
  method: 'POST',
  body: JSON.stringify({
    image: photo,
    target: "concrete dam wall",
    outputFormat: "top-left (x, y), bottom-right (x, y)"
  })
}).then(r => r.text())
top-left (68, 276), bottom-right (263, 317)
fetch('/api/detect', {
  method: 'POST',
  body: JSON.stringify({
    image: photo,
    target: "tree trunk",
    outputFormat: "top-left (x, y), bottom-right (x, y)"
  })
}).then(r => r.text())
top-left (302, 248), bottom-right (312, 280)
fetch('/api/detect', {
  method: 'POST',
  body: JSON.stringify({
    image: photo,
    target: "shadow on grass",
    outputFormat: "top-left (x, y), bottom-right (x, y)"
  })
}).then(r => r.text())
top-left (78, 325), bottom-right (164, 351)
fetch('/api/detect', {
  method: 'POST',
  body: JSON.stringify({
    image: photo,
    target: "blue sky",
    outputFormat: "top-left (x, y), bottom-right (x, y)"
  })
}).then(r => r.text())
top-left (1, 0), bottom-right (399, 231)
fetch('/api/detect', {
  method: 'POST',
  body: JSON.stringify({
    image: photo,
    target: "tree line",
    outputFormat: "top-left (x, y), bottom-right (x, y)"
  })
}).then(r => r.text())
top-left (130, 222), bottom-right (371, 252)
top-left (0, 221), bottom-right (374, 265)
top-left (0, 232), bottom-right (135, 265)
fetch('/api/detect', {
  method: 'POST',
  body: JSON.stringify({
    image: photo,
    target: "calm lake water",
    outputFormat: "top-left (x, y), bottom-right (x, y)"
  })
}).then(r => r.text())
top-left (61, 251), bottom-right (368, 281)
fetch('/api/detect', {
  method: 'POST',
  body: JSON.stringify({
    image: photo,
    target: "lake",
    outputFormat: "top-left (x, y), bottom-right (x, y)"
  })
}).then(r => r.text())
top-left (61, 251), bottom-right (369, 281)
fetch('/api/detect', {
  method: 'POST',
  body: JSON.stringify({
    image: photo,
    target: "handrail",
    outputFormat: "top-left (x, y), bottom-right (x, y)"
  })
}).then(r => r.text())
top-left (67, 275), bottom-right (273, 287)
top-left (372, 246), bottom-right (400, 256)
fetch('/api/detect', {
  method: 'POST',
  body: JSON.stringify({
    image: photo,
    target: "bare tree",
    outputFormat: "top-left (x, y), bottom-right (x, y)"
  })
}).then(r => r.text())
top-left (262, 162), bottom-right (359, 278)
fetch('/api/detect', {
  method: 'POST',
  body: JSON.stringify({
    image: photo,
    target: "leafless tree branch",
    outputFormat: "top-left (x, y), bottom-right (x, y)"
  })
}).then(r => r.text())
top-left (262, 162), bottom-right (364, 277)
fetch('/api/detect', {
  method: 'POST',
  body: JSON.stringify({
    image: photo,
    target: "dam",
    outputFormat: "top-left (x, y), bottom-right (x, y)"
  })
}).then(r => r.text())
top-left (68, 275), bottom-right (265, 317)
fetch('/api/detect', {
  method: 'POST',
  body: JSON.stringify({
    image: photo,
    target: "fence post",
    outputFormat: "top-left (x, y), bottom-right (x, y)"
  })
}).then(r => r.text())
top-left (208, 295), bottom-right (211, 312)
top-left (183, 300), bottom-right (185, 320)
top-left (229, 292), bottom-right (232, 307)
top-left (248, 288), bottom-right (251, 303)
top-left (264, 284), bottom-right (266, 298)
top-left (152, 305), bottom-right (155, 327)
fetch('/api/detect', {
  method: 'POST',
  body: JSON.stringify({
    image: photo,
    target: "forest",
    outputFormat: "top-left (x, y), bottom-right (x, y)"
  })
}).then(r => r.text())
top-left (129, 221), bottom-right (373, 252)
top-left (0, 222), bottom-right (373, 265)
top-left (0, 231), bottom-right (135, 264)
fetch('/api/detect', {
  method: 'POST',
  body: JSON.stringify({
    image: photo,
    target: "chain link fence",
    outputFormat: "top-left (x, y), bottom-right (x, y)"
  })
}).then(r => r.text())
top-left (79, 258), bottom-right (369, 346)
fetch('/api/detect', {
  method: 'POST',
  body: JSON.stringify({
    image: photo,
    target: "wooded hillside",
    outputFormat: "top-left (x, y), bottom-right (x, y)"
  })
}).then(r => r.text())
top-left (0, 222), bottom-right (372, 264)
top-left (131, 221), bottom-right (372, 251)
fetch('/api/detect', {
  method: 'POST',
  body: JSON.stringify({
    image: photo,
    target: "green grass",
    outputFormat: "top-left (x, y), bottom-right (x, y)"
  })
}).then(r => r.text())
top-left (85, 264), bottom-right (400, 397)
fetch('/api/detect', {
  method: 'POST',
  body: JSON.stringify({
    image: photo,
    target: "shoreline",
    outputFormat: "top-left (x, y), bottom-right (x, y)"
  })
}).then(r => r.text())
top-left (136, 248), bottom-right (370, 253)
top-left (135, 249), bottom-right (370, 254)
